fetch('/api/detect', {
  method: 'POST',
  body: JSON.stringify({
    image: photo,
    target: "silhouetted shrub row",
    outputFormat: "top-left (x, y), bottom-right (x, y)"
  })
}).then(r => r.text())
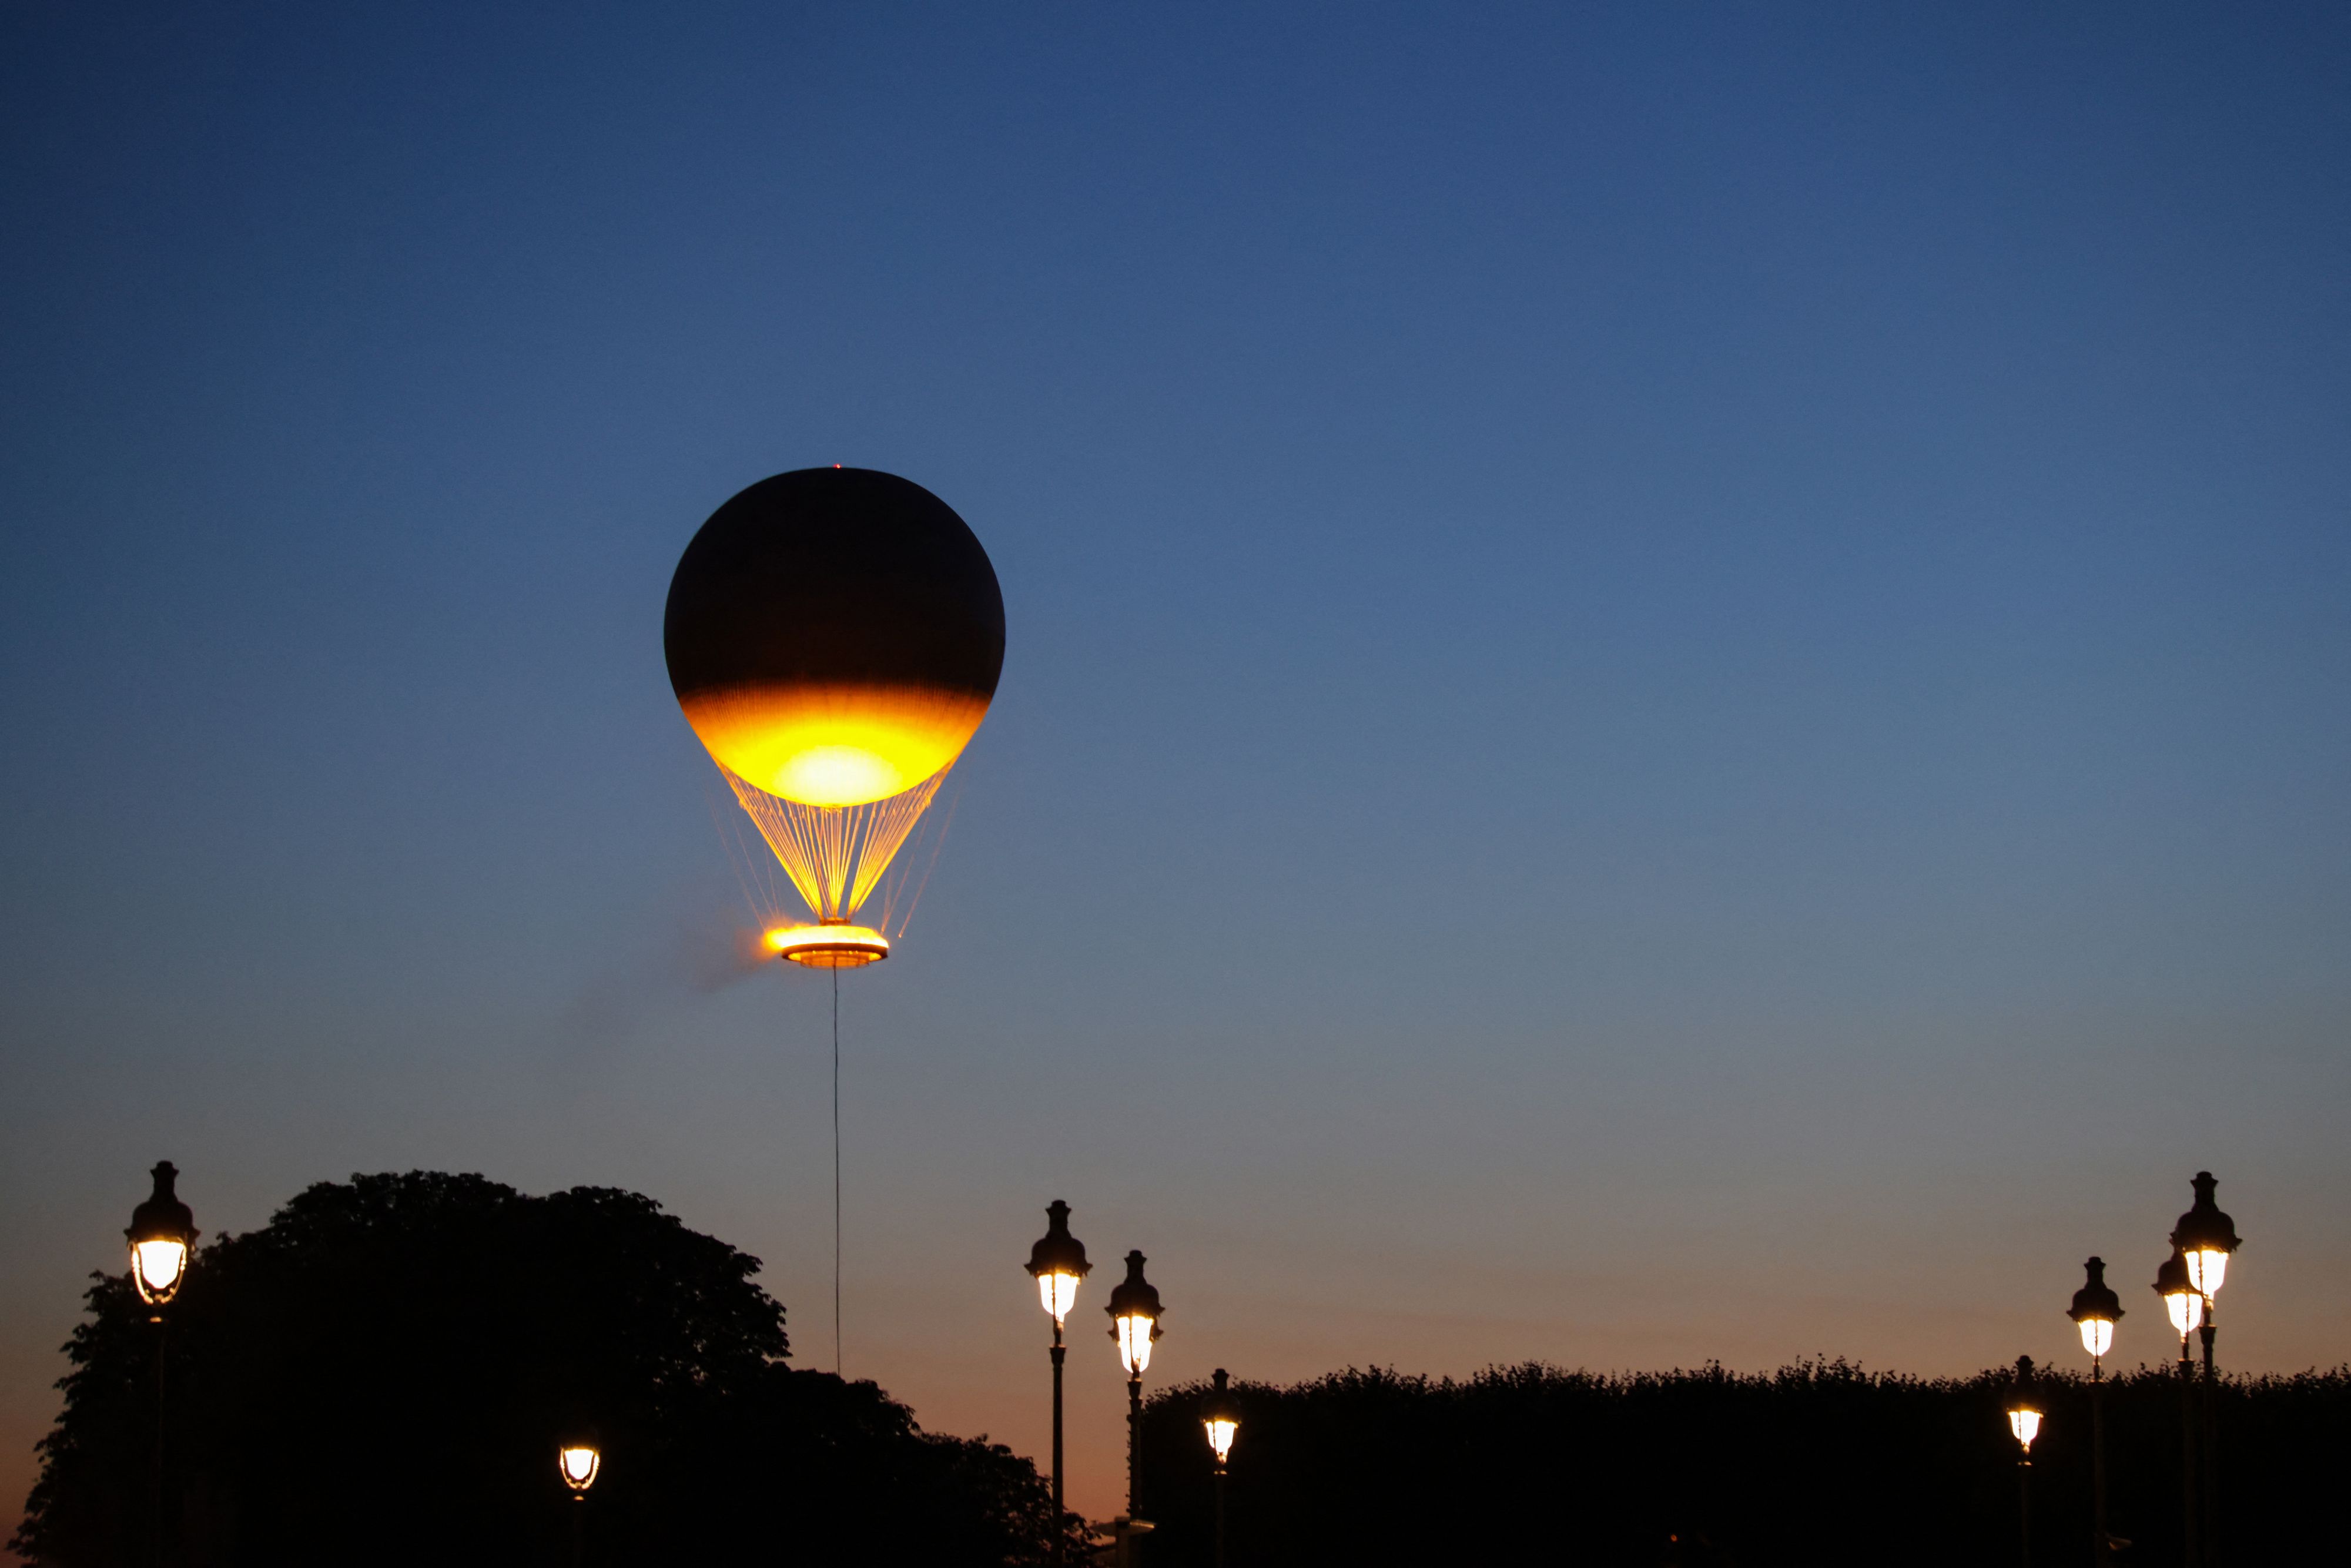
top-left (1137, 1359), bottom-right (2350, 1566)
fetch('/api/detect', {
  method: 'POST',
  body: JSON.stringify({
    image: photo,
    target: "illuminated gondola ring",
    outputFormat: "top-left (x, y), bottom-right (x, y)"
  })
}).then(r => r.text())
top-left (766, 923), bottom-right (890, 967)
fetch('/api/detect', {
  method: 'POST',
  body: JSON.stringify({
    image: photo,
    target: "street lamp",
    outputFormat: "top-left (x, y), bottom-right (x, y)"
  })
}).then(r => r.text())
top-left (557, 1431), bottom-right (601, 1568)
top-left (2006, 1355), bottom-right (2041, 1568)
top-left (2067, 1257), bottom-right (2124, 1566)
top-left (1106, 1250), bottom-right (1164, 1553)
top-left (1024, 1200), bottom-right (1092, 1535)
top-left (126, 1161), bottom-right (197, 1317)
top-left (1201, 1368), bottom-right (1241, 1568)
top-left (2172, 1172), bottom-right (2239, 1303)
top-left (125, 1162), bottom-right (195, 1568)
top-left (2169, 1172), bottom-right (2240, 1568)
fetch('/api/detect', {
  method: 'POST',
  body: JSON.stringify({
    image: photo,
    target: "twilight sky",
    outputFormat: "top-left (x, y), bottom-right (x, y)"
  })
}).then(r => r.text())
top-left (4, 1), bottom-right (2347, 1535)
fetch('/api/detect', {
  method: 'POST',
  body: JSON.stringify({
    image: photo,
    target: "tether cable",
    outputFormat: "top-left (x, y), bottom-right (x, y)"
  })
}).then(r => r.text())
top-left (832, 964), bottom-right (842, 1376)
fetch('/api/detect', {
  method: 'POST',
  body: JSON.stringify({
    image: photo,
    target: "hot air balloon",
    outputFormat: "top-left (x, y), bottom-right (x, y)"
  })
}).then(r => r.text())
top-left (665, 467), bottom-right (1003, 966)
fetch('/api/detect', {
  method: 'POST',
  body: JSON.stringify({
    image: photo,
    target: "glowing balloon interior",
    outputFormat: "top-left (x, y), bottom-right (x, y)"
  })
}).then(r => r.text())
top-left (667, 468), bottom-right (1003, 964)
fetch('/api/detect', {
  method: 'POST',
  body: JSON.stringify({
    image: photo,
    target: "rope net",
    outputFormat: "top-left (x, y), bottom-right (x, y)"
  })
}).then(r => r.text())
top-left (721, 765), bottom-right (949, 924)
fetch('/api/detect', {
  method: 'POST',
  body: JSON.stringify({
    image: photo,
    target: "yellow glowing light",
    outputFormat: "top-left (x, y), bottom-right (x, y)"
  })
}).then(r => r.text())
top-left (2183, 1248), bottom-right (2229, 1297)
top-left (682, 684), bottom-right (989, 808)
top-left (2165, 1287), bottom-right (2204, 1338)
top-left (2008, 1408), bottom-right (2042, 1451)
top-left (130, 1239), bottom-right (187, 1305)
top-left (558, 1445), bottom-right (601, 1492)
top-left (1115, 1312), bottom-right (1156, 1375)
top-left (2077, 1318), bottom-right (2114, 1358)
top-left (1038, 1271), bottom-right (1083, 1325)
top-left (1204, 1418), bottom-right (1238, 1465)
top-left (765, 923), bottom-right (889, 968)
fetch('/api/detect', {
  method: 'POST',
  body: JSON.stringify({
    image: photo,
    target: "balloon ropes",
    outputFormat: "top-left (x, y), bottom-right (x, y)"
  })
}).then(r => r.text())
top-left (665, 467), bottom-right (1004, 1369)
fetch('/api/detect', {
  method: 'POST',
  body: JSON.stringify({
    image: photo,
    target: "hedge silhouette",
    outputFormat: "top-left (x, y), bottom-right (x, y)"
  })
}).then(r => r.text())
top-left (1136, 1358), bottom-right (2349, 1565)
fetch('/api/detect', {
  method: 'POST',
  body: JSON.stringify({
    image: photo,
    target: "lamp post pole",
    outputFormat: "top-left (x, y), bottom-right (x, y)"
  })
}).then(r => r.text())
top-left (1215, 1452), bottom-right (1227, 1568)
top-left (1025, 1200), bottom-right (1093, 1550)
top-left (2199, 1299), bottom-right (2218, 1567)
top-left (1127, 1369), bottom-right (1143, 1522)
top-left (2170, 1172), bottom-right (2241, 1568)
top-left (1052, 1321), bottom-right (1066, 1516)
top-left (125, 1162), bottom-right (196, 1568)
top-left (153, 1327), bottom-right (166, 1568)
top-left (2091, 1358), bottom-right (2107, 1564)
top-left (2018, 1452), bottom-right (2032, 1568)
top-left (2156, 1251), bottom-right (2201, 1568)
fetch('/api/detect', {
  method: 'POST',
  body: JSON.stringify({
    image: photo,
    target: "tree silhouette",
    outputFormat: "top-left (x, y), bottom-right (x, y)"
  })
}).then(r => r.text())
top-left (15, 1172), bottom-right (1081, 1567)
top-left (1136, 1359), bottom-right (2350, 1566)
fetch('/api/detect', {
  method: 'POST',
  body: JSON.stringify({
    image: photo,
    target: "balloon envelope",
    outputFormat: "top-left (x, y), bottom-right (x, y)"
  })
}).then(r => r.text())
top-left (664, 468), bottom-right (1005, 807)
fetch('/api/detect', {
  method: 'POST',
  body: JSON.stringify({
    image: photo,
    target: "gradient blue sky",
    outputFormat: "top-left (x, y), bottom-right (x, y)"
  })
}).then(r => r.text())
top-left (4, 1), bottom-right (2347, 1534)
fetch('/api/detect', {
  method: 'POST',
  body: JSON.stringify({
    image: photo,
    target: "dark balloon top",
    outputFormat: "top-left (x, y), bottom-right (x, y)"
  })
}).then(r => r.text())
top-left (664, 468), bottom-right (1004, 703)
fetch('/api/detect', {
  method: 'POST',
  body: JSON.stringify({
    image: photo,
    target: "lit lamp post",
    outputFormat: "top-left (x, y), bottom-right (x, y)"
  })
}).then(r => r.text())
top-left (2154, 1249), bottom-right (2203, 1566)
top-left (2169, 1172), bottom-right (2239, 1568)
top-left (125, 1161), bottom-right (196, 1568)
top-left (1024, 1200), bottom-right (1092, 1537)
top-left (557, 1432), bottom-right (601, 1568)
top-left (2066, 1258), bottom-right (2124, 1566)
top-left (1200, 1369), bottom-right (1241, 1568)
top-left (1107, 1251), bottom-right (1164, 1566)
top-left (2006, 1355), bottom-right (2042, 1568)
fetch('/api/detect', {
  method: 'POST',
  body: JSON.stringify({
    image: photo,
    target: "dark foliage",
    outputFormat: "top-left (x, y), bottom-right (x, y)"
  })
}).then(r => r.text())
top-left (15, 1172), bottom-right (1081, 1568)
top-left (1137, 1358), bottom-right (2350, 1566)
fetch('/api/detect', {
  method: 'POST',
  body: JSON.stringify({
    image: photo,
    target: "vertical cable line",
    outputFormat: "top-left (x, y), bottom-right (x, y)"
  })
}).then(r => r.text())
top-left (842, 964), bottom-right (851, 1382)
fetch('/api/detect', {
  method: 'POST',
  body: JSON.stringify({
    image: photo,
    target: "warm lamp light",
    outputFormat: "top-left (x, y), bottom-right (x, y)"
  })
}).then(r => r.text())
top-left (1038, 1271), bottom-right (1081, 1321)
top-left (133, 1241), bottom-right (188, 1302)
top-left (558, 1443), bottom-right (601, 1494)
top-left (2008, 1406), bottom-right (2042, 1452)
top-left (124, 1161), bottom-right (197, 1313)
top-left (1201, 1368), bottom-right (1241, 1468)
top-left (2155, 1251), bottom-right (2204, 1337)
top-left (1114, 1311), bottom-right (1157, 1375)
